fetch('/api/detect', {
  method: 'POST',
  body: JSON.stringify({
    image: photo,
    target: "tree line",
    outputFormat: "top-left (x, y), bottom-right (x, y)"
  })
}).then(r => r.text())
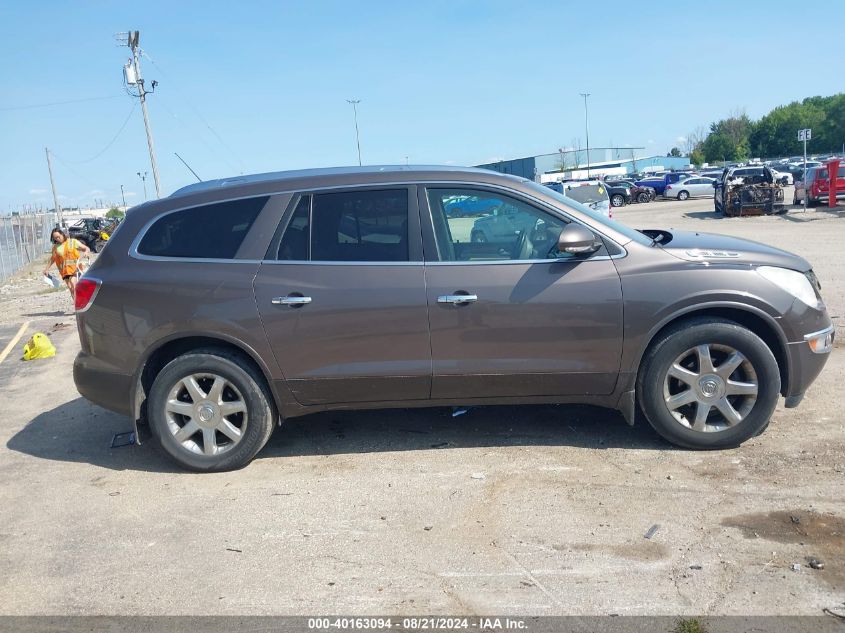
top-left (673, 93), bottom-right (845, 165)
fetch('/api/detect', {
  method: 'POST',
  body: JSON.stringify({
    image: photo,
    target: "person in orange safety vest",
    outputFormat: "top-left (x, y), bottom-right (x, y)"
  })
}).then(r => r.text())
top-left (43, 228), bottom-right (91, 299)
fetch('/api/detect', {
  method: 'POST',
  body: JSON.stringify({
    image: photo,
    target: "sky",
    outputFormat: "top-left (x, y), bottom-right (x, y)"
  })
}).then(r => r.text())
top-left (1, 0), bottom-right (843, 211)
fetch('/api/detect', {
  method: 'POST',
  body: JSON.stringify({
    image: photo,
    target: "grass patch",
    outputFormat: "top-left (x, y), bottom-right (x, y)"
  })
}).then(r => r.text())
top-left (673, 619), bottom-right (708, 633)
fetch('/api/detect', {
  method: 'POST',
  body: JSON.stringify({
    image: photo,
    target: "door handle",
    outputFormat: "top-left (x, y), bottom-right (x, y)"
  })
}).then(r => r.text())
top-left (437, 294), bottom-right (478, 305)
top-left (272, 295), bottom-right (312, 307)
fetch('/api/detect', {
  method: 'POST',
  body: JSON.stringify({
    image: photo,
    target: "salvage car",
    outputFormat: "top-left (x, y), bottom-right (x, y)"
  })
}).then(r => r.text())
top-left (74, 166), bottom-right (834, 471)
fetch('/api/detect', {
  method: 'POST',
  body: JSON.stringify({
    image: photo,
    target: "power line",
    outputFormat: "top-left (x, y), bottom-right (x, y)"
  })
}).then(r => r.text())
top-left (142, 51), bottom-right (246, 173)
top-left (63, 102), bottom-right (138, 164)
top-left (0, 95), bottom-right (122, 112)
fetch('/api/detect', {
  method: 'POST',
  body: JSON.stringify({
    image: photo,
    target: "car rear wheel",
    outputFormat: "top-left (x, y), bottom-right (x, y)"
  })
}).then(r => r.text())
top-left (678, 190), bottom-right (690, 201)
top-left (637, 318), bottom-right (780, 449)
top-left (637, 192), bottom-right (650, 203)
top-left (611, 194), bottom-right (625, 207)
top-left (148, 349), bottom-right (276, 471)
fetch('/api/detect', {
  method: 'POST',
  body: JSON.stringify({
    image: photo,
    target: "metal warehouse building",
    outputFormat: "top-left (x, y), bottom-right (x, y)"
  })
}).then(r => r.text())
top-left (476, 148), bottom-right (690, 181)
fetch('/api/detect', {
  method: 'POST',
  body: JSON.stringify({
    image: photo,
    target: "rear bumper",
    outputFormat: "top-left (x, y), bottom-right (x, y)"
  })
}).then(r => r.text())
top-left (73, 351), bottom-right (134, 417)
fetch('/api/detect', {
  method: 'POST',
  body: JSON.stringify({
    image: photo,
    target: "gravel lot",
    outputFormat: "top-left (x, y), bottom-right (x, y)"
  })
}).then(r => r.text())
top-left (0, 193), bottom-right (843, 617)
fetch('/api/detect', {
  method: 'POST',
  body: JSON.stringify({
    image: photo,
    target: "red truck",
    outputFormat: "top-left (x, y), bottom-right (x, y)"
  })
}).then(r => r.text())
top-left (794, 164), bottom-right (845, 206)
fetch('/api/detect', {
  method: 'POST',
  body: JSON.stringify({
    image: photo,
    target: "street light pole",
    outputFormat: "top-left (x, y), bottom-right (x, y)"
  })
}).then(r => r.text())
top-left (137, 171), bottom-right (148, 201)
top-left (580, 93), bottom-right (591, 178)
top-left (120, 184), bottom-right (126, 208)
top-left (346, 99), bottom-right (362, 166)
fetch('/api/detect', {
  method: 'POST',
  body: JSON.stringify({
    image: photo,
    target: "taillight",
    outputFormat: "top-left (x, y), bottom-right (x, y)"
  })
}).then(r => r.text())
top-left (75, 278), bottom-right (101, 312)
top-left (666, 184), bottom-right (672, 190)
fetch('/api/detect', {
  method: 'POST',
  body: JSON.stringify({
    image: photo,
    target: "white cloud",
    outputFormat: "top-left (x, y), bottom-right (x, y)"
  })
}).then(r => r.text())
top-left (29, 188), bottom-right (47, 195)
top-left (676, 136), bottom-right (687, 143)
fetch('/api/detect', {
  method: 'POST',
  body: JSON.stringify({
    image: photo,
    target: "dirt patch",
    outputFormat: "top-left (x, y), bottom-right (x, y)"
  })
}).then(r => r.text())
top-left (722, 510), bottom-right (845, 589)
top-left (558, 540), bottom-right (669, 562)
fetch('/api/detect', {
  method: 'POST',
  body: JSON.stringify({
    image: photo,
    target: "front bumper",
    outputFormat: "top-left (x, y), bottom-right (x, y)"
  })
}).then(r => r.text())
top-left (73, 351), bottom-right (134, 417)
top-left (784, 325), bottom-right (835, 400)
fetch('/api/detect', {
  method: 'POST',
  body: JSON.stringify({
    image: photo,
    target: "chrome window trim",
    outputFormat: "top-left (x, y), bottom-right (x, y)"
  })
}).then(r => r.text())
top-left (129, 180), bottom-right (629, 264)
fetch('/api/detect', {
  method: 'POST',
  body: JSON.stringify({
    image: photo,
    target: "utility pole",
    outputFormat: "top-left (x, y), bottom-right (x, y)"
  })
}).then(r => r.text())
top-left (138, 171), bottom-right (148, 201)
top-left (346, 99), bottom-right (362, 166)
top-left (580, 93), bottom-right (591, 178)
top-left (120, 184), bottom-right (126, 208)
top-left (122, 31), bottom-right (161, 198)
top-left (45, 147), bottom-right (63, 227)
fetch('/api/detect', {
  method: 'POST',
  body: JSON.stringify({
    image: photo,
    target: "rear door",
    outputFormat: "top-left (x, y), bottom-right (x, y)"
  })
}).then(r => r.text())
top-left (254, 187), bottom-right (431, 405)
top-left (421, 185), bottom-right (624, 399)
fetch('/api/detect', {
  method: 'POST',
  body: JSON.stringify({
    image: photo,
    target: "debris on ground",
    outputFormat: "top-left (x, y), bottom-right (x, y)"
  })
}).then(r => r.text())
top-left (791, 563), bottom-right (801, 572)
top-left (423, 526), bottom-right (432, 531)
top-left (470, 472), bottom-right (486, 480)
top-left (790, 515), bottom-right (801, 524)
top-left (225, 547), bottom-right (242, 553)
top-left (110, 431), bottom-right (136, 448)
top-left (808, 558), bottom-right (825, 570)
top-left (689, 565), bottom-right (703, 570)
top-left (22, 332), bottom-right (55, 360)
top-left (644, 524), bottom-right (660, 540)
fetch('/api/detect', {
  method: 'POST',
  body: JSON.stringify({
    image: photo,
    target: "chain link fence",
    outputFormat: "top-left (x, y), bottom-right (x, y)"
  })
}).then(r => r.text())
top-left (0, 212), bottom-right (58, 284)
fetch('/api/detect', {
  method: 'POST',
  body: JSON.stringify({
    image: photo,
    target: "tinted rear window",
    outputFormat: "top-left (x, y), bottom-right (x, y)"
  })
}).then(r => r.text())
top-left (138, 196), bottom-right (268, 259)
top-left (310, 189), bottom-right (409, 262)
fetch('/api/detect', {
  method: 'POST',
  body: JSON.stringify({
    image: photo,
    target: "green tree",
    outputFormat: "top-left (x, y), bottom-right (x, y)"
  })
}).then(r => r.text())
top-left (667, 147), bottom-right (682, 157)
top-left (106, 207), bottom-right (124, 219)
top-left (689, 148), bottom-right (705, 166)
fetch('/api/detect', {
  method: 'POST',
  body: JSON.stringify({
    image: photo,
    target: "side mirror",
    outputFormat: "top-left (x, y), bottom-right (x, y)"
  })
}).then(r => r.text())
top-left (557, 224), bottom-right (601, 256)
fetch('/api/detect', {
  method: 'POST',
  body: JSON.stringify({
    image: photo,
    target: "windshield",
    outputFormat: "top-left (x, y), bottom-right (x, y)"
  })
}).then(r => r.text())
top-left (524, 181), bottom-right (652, 246)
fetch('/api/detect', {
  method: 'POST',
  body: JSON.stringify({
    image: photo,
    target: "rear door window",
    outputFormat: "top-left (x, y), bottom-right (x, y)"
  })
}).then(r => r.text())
top-left (137, 196), bottom-right (268, 259)
top-left (274, 189), bottom-right (411, 262)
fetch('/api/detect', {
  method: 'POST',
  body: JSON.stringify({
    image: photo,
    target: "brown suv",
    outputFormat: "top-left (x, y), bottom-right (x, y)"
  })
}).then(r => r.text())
top-left (73, 166), bottom-right (833, 471)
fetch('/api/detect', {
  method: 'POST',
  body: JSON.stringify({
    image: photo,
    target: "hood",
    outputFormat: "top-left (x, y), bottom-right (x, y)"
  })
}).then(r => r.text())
top-left (650, 230), bottom-right (812, 272)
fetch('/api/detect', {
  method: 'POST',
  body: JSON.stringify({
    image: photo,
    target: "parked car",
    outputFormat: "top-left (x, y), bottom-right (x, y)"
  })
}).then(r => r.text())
top-left (615, 180), bottom-right (656, 203)
top-left (664, 177), bottom-right (717, 200)
top-left (794, 164), bottom-right (845, 206)
top-left (74, 166), bottom-right (833, 471)
top-left (603, 181), bottom-right (632, 207)
top-left (543, 181), bottom-right (612, 217)
top-left (443, 194), bottom-right (502, 217)
top-left (67, 217), bottom-right (116, 252)
top-left (634, 172), bottom-right (690, 196)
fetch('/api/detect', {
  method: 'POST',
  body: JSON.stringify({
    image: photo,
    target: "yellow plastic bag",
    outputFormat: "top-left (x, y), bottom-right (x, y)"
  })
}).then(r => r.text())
top-left (22, 333), bottom-right (56, 360)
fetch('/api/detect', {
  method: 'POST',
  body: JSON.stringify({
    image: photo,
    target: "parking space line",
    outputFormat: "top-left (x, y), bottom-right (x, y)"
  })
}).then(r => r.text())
top-left (0, 321), bottom-right (31, 365)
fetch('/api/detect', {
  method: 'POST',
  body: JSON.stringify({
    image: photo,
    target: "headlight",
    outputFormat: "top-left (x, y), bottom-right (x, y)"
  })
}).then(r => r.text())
top-left (756, 266), bottom-right (822, 309)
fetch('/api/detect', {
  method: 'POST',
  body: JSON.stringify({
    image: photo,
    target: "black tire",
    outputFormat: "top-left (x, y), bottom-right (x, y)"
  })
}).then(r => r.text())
top-left (637, 192), bottom-right (650, 203)
top-left (637, 318), bottom-right (780, 450)
top-left (470, 231), bottom-right (486, 243)
top-left (611, 194), bottom-right (625, 207)
top-left (147, 348), bottom-right (277, 471)
top-left (678, 190), bottom-right (690, 201)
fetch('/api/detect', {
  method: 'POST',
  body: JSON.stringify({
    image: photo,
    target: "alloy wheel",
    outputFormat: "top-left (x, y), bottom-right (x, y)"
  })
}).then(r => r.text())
top-left (164, 373), bottom-right (248, 455)
top-left (662, 343), bottom-right (758, 432)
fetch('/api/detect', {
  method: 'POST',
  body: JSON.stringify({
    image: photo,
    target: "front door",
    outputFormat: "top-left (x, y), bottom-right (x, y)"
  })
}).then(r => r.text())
top-left (254, 187), bottom-right (431, 405)
top-left (422, 186), bottom-right (624, 399)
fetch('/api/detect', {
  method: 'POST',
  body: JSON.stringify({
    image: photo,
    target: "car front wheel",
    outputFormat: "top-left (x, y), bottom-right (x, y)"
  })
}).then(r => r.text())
top-left (148, 349), bottom-right (276, 471)
top-left (611, 194), bottom-right (625, 207)
top-left (638, 318), bottom-right (780, 449)
top-left (678, 191), bottom-right (689, 201)
top-left (637, 192), bottom-right (650, 203)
